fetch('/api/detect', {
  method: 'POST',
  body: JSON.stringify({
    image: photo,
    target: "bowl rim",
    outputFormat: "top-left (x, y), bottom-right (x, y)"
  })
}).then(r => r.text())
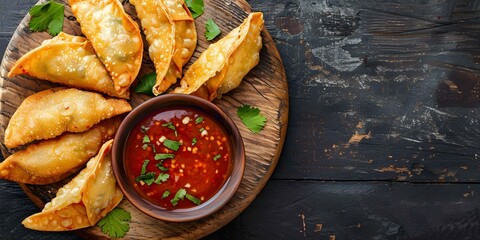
top-left (111, 94), bottom-right (245, 222)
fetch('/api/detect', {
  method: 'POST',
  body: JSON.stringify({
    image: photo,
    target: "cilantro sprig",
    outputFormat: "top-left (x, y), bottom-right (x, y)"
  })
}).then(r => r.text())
top-left (134, 72), bottom-right (156, 96)
top-left (29, 0), bottom-right (65, 36)
top-left (205, 19), bottom-right (221, 41)
top-left (97, 208), bottom-right (132, 238)
top-left (237, 105), bottom-right (267, 133)
top-left (185, 0), bottom-right (204, 19)
top-left (171, 188), bottom-right (187, 206)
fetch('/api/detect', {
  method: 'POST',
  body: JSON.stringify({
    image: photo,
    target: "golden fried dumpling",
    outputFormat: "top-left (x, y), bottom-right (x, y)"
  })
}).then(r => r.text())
top-left (8, 32), bottom-right (128, 98)
top-left (70, 0), bottom-right (143, 95)
top-left (4, 88), bottom-right (131, 148)
top-left (173, 12), bottom-right (263, 100)
top-left (130, 0), bottom-right (196, 95)
top-left (22, 140), bottom-right (123, 231)
top-left (0, 117), bottom-right (121, 184)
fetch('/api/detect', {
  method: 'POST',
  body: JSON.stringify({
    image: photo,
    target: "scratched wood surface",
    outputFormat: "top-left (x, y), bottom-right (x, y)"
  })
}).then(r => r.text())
top-left (3, 0), bottom-right (480, 239)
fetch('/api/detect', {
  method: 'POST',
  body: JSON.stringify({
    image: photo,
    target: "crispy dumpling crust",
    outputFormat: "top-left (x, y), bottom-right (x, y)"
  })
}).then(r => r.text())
top-left (70, 0), bottom-right (143, 95)
top-left (4, 88), bottom-right (131, 148)
top-left (130, 0), bottom-right (196, 95)
top-left (0, 117), bottom-right (121, 184)
top-left (173, 12), bottom-right (263, 100)
top-left (22, 140), bottom-right (123, 231)
top-left (8, 32), bottom-right (129, 99)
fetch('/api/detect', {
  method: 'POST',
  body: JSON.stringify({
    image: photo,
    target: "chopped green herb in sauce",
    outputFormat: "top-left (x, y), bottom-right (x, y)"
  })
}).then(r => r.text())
top-left (163, 139), bottom-right (181, 151)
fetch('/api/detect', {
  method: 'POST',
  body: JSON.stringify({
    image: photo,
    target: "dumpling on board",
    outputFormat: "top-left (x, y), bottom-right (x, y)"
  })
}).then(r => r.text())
top-left (4, 88), bottom-right (131, 148)
top-left (173, 12), bottom-right (264, 101)
top-left (130, 0), bottom-right (196, 95)
top-left (22, 140), bottom-right (123, 231)
top-left (69, 0), bottom-right (143, 96)
top-left (0, 117), bottom-right (121, 185)
top-left (7, 32), bottom-right (129, 98)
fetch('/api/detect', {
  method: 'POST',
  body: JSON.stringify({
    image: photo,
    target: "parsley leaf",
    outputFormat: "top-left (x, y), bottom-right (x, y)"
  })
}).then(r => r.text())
top-left (185, 0), bottom-right (204, 19)
top-left (171, 188), bottom-right (187, 206)
top-left (154, 153), bottom-right (175, 160)
top-left (213, 154), bottom-right (221, 161)
top-left (186, 194), bottom-right (202, 205)
top-left (97, 207), bottom-right (132, 238)
top-left (29, 0), bottom-right (64, 36)
top-left (134, 72), bottom-right (156, 95)
top-left (237, 105), bottom-right (267, 133)
top-left (195, 116), bottom-right (204, 124)
top-left (154, 173), bottom-right (170, 184)
top-left (163, 139), bottom-right (181, 151)
top-left (162, 190), bottom-right (171, 199)
top-left (205, 19), bottom-right (221, 41)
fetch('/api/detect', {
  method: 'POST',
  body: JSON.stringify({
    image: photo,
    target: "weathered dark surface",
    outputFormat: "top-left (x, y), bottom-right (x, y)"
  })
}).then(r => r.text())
top-left (3, 0), bottom-right (480, 239)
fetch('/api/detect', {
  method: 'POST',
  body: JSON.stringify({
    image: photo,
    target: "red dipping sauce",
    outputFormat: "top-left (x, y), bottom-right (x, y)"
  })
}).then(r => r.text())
top-left (125, 106), bottom-right (232, 209)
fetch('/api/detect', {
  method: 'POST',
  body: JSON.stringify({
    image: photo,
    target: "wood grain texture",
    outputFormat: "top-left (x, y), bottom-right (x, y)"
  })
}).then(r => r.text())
top-left (0, 0), bottom-right (288, 239)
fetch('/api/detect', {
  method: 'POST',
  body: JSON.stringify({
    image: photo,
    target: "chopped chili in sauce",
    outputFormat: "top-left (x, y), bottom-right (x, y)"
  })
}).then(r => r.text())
top-left (126, 106), bottom-right (232, 209)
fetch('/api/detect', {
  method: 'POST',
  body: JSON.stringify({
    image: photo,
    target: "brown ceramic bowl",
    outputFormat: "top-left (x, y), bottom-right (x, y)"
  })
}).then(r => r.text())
top-left (112, 94), bottom-right (245, 222)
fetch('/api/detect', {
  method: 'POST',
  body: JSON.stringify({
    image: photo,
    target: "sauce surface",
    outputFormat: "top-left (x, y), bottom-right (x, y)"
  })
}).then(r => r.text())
top-left (125, 106), bottom-right (231, 209)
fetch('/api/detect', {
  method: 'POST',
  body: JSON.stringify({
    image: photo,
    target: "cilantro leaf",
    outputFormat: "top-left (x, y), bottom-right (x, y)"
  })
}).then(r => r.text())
top-left (162, 190), bottom-right (170, 199)
top-left (154, 173), bottom-right (170, 184)
top-left (185, 0), bottom-right (204, 19)
top-left (213, 154), bottom-right (221, 161)
top-left (140, 160), bottom-right (149, 175)
top-left (97, 208), bottom-right (132, 238)
top-left (195, 116), bottom-right (204, 124)
top-left (156, 163), bottom-right (169, 172)
top-left (205, 19), bottom-right (221, 41)
top-left (135, 172), bottom-right (155, 185)
top-left (134, 72), bottom-right (156, 95)
top-left (192, 138), bottom-right (197, 146)
top-left (143, 135), bottom-right (151, 143)
top-left (171, 188), bottom-right (187, 206)
top-left (154, 153), bottom-right (175, 160)
top-left (186, 194), bottom-right (202, 205)
top-left (29, 0), bottom-right (64, 36)
top-left (163, 139), bottom-right (181, 151)
top-left (237, 105), bottom-right (267, 133)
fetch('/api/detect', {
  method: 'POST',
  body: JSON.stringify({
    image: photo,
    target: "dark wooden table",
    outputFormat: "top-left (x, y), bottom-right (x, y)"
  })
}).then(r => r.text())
top-left (3, 0), bottom-right (480, 239)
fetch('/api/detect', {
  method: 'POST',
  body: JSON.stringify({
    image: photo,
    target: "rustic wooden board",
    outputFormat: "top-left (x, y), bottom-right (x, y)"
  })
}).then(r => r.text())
top-left (0, 0), bottom-right (288, 239)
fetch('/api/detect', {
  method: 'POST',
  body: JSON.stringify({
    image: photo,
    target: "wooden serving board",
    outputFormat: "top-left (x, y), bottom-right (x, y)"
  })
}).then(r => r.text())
top-left (0, 0), bottom-right (288, 239)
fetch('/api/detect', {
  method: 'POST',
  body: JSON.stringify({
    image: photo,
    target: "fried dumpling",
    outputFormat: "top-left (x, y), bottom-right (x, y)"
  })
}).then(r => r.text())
top-left (22, 140), bottom-right (123, 231)
top-left (7, 32), bottom-right (129, 98)
top-left (173, 12), bottom-right (263, 100)
top-left (131, 0), bottom-right (196, 95)
top-left (4, 88), bottom-right (131, 148)
top-left (0, 117), bottom-right (121, 184)
top-left (70, 0), bottom-right (143, 95)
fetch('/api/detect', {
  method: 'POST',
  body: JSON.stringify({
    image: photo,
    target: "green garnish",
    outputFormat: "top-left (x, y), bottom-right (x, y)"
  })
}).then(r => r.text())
top-left (140, 160), bottom-right (149, 175)
top-left (205, 19), bottom-right (221, 41)
top-left (154, 173), bottom-right (170, 184)
top-left (195, 116), bottom-right (204, 124)
top-left (213, 154), bottom-right (221, 161)
top-left (163, 139), bottom-right (181, 151)
top-left (142, 144), bottom-right (148, 150)
top-left (97, 207), bottom-right (132, 238)
top-left (141, 125), bottom-right (149, 133)
top-left (199, 127), bottom-right (205, 133)
top-left (162, 190), bottom-right (171, 199)
top-left (162, 122), bottom-right (176, 131)
top-left (237, 105), bottom-right (267, 133)
top-left (156, 163), bottom-right (169, 172)
top-left (170, 188), bottom-right (187, 206)
top-left (186, 194), bottom-right (202, 205)
top-left (192, 138), bottom-right (197, 146)
top-left (29, 0), bottom-right (64, 36)
top-left (142, 135), bottom-right (151, 143)
top-left (134, 72), bottom-right (156, 95)
top-left (185, 0), bottom-right (204, 19)
top-left (135, 172), bottom-right (155, 185)
top-left (154, 153), bottom-right (175, 160)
